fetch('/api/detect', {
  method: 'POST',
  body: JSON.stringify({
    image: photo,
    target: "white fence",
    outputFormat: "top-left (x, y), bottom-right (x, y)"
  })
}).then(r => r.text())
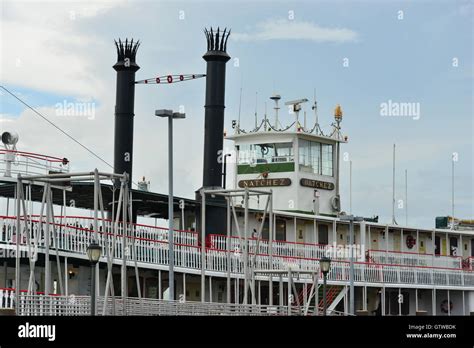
top-left (0, 288), bottom-right (15, 309)
top-left (209, 234), bottom-right (331, 261)
top-left (368, 249), bottom-right (462, 269)
top-left (15, 294), bottom-right (292, 316)
top-left (1, 217), bottom-right (474, 288)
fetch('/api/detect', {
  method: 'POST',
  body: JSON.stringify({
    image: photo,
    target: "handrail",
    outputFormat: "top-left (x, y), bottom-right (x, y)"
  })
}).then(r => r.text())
top-left (208, 233), bottom-right (330, 248)
top-left (46, 215), bottom-right (198, 235)
top-left (1, 216), bottom-right (473, 275)
top-left (0, 215), bottom-right (198, 243)
top-left (0, 149), bottom-right (66, 163)
top-left (367, 248), bottom-right (463, 259)
top-left (5, 218), bottom-right (199, 249)
top-left (0, 287), bottom-right (61, 296)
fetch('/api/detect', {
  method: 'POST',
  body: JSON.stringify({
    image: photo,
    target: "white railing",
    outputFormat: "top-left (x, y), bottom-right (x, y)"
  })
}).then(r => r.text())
top-left (368, 249), bottom-right (463, 269)
top-left (0, 149), bottom-right (69, 177)
top-left (1, 288), bottom-right (66, 313)
top-left (53, 216), bottom-right (199, 247)
top-left (0, 216), bottom-right (199, 266)
top-left (209, 234), bottom-right (334, 261)
top-left (17, 295), bottom-right (291, 316)
top-left (17, 294), bottom-right (90, 316)
top-left (327, 261), bottom-right (474, 287)
top-left (0, 288), bottom-right (15, 309)
top-left (1, 217), bottom-right (473, 288)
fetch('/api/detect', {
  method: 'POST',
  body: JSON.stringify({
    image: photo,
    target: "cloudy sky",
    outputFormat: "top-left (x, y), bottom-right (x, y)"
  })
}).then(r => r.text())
top-left (0, 0), bottom-right (472, 229)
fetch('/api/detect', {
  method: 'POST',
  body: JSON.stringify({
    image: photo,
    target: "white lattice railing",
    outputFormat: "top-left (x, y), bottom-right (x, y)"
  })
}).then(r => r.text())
top-left (0, 215), bottom-right (199, 264)
top-left (1, 217), bottom-right (473, 288)
top-left (208, 234), bottom-right (332, 261)
top-left (16, 294), bottom-right (291, 316)
top-left (0, 288), bottom-right (15, 309)
top-left (367, 249), bottom-right (463, 269)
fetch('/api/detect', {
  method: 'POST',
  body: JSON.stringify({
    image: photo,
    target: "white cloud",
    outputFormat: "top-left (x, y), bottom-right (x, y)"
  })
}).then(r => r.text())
top-left (0, 0), bottom-right (209, 204)
top-left (232, 18), bottom-right (358, 43)
top-left (0, 1), bottom-right (127, 97)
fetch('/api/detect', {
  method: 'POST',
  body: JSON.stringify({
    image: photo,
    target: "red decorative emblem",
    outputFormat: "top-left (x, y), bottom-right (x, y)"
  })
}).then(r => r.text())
top-left (406, 235), bottom-right (416, 249)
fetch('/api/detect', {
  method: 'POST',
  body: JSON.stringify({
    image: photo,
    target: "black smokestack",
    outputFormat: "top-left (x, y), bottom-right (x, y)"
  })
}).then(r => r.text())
top-left (202, 27), bottom-right (231, 188)
top-left (113, 38), bottom-right (140, 186)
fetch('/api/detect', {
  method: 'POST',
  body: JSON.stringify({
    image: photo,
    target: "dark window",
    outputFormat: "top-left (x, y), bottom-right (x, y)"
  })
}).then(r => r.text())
top-left (261, 219), bottom-right (286, 241)
top-left (275, 219), bottom-right (286, 241)
top-left (435, 236), bottom-right (441, 255)
top-left (388, 291), bottom-right (409, 315)
top-left (318, 224), bottom-right (329, 245)
top-left (128, 276), bottom-right (144, 297)
top-left (262, 220), bottom-right (269, 240)
top-left (449, 237), bottom-right (458, 256)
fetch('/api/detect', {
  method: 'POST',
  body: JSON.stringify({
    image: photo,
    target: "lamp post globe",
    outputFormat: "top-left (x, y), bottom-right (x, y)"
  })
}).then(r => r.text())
top-left (320, 256), bottom-right (331, 274)
top-left (87, 242), bottom-right (102, 265)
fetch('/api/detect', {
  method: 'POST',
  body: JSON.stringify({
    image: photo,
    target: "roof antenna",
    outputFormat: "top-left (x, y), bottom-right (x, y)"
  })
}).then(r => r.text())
top-left (392, 144), bottom-right (398, 225)
top-left (238, 84), bottom-right (243, 134)
top-left (312, 88), bottom-right (322, 135)
top-left (270, 93), bottom-right (281, 130)
top-left (264, 102), bottom-right (268, 131)
top-left (254, 92), bottom-right (258, 131)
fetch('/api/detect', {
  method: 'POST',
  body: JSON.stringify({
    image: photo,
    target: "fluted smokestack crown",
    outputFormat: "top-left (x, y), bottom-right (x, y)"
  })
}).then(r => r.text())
top-left (204, 27), bottom-right (231, 52)
top-left (203, 27), bottom-right (231, 62)
top-left (113, 38), bottom-right (140, 72)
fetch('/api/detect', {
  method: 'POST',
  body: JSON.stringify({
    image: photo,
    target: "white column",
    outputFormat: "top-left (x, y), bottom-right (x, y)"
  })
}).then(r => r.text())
top-left (368, 225), bottom-right (371, 253)
top-left (363, 286), bottom-right (367, 311)
top-left (415, 288), bottom-right (418, 313)
top-left (381, 286), bottom-right (386, 316)
top-left (279, 275), bottom-right (283, 306)
top-left (445, 232), bottom-right (448, 256)
top-left (258, 280), bottom-right (261, 305)
top-left (183, 273), bottom-right (186, 302)
top-left (400, 229), bottom-right (403, 252)
top-left (416, 230), bottom-right (420, 254)
top-left (360, 222), bottom-right (366, 261)
top-left (447, 290), bottom-right (451, 316)
top-left (293, 216), bottom-right (297, 242)
top-left (398, 288), bottom-right (402, 316)
top-left (209, 276), bottom-right (212, 303)
top-left (313, 218), bottom-right (317, 244)
top-left (64, 257), bottom-right (68, 297)
top-left (158, 270), bottom-right (162, 300)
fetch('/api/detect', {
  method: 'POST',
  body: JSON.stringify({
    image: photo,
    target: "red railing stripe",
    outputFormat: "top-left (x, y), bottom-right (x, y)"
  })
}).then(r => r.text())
top-left (0, 149), bottom-right (65, 163)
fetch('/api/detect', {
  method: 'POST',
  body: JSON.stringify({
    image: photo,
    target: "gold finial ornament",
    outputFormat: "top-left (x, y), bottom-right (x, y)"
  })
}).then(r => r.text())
top-left (334, 104), bottom-right (343, 122)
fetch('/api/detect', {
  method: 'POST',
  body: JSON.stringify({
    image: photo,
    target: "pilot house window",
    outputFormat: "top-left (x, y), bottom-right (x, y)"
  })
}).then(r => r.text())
top-left (299, 139), bottom-right (333, 176)
top-left (237, 143), bottom-right (294, 164)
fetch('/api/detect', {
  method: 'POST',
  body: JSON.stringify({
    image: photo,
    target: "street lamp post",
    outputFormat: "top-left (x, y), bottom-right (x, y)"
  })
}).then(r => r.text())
top-left (155, 109), bottom-right (186, 301)
top-left (86, 242), bottom-right (101, 316)
top-left (320, 256), bottom-right (331, 316)
top-left (340, 214), bottom-right (364, 315)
